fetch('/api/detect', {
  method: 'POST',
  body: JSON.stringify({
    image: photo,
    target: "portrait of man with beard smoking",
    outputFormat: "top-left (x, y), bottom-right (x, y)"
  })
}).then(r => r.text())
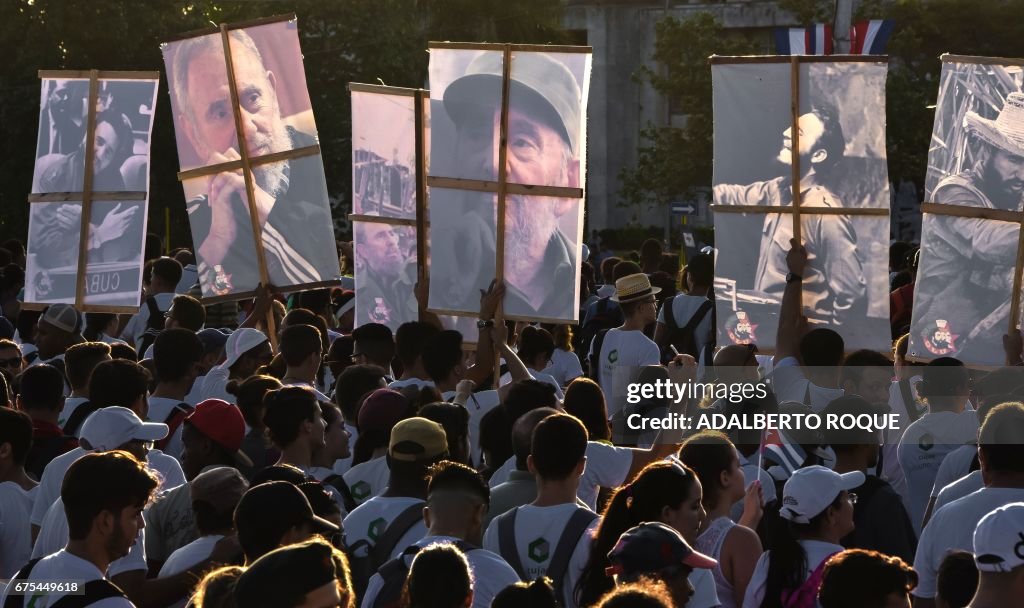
top-left (167, 28), bottom-right (339, 296)
top-left (430, 51), bottom-right (582, 321)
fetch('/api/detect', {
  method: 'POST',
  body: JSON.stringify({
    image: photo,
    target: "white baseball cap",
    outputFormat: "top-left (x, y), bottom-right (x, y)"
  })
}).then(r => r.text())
top-left (779, 465), bottom-right (864, 524)
top-left (223, 328), bottom-right (269, 369)
top-left (80, 406), bottom-right (169, 452)
top-left (973, 502), bottom-right (1024, 572)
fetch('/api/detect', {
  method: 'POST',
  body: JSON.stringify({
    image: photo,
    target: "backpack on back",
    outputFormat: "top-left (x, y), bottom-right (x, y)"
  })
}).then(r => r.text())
top-left (4, 558), bottom-right (127, 608)
top-left (372, 539), bottom-right (475, 608)
top-left (155, 402), bottom-right (194, 453)
top-left (136, 295), bottom-right (166, 356)
top-left (576, 297), bottom-right (623, 375)
top-left (659, 295), bottom-right (714, 364)
top-left (780, 551), bottom-right (839, 608)
top-left (345, 501), bottom-right (425, 602)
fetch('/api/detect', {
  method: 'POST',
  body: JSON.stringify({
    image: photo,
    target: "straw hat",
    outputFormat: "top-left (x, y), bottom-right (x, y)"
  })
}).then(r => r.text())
top-left (610, 273), bottom-right (661, 304)
top-left (965, 92), bottom-right (1024, 157)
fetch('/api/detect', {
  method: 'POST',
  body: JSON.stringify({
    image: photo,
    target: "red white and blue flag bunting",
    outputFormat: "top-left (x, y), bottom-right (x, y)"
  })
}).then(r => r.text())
top-left (850, 19), bottom-right (895, 55)
top-left (774, 24), bottom-right (833, 55)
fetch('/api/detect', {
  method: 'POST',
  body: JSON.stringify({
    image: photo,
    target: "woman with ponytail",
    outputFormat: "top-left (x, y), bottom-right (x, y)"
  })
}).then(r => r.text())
top-left (742, 466), bottom-right (859, 608)
top-left (575, 460), bottom-right (718, 608)
top-left (679, 431), bottom-right (764, 607)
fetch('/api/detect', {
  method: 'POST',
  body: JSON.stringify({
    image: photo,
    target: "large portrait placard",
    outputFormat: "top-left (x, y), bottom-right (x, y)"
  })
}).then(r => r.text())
top-left (909, 56), bottom-right (1024, 367)
top-left (25, 72), bottom-right (158, 312)
top-left (426, 43), bottom-right (592, 324)
top-left (162, 15), bottom-right (341, 301)
top-left (711, 56), bottom-right (891, 353)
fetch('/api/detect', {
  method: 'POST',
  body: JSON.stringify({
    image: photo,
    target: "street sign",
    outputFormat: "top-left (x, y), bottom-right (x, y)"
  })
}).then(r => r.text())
top-left (671, 201), bottom-right (697, 215)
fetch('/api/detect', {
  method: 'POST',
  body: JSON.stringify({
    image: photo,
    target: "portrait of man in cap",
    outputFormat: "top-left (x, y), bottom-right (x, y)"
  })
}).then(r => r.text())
top-left (912, 85), bottom-right (1024, 363)
top-left (428, 49), bottom-right (588, 321)
top-left (163, 23), bottom-right (340, 296)
top-left (353, 220), bottom-right (417, 329)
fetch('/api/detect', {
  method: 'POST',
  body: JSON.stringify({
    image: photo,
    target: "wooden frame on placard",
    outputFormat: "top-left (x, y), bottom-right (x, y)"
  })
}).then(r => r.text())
top-left (423, 41), bottom-right (593, 329)
top-left (25, 69), bottom-right (159, 314)
top-left (908, 53), bottom-right (1024, 352)
top-left (709, 54), bottom-right (889, 307)
top-left (347, 83), bottom-right (430, 325)
top-left (165, 15), bottom-right (341, 345)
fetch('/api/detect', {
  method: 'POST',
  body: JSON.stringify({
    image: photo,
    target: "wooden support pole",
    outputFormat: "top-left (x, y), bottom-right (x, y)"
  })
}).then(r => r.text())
top-left (74, 70), bottom-right (100, 309)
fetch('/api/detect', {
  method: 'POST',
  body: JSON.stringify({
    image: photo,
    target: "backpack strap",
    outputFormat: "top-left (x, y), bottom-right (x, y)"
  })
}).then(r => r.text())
top-left (49, 579), bottom-right (127, 608)
top-left (370, 501), bottom-right (425, 569)
top-left (682, 299), bottom-right (713, 332)
top-left (494, 507), bottom-right (527, 579)
top-left (156, 403), bottom-right (194, 452)
top-left (589, 329), bottom-right (609, 384)
top-left (373, 540), bottom-right (477, 608)
top-left (782, 551), bottom-right (839, 608)
top-left (898, 378), bottom-right (920, 424)
top-left (144, 296), bottom-right (163, 330)
top-left (3, 559), bottom-right (42, 608)
top-left (323, 474), bottom-right (357, 513)
top-left (663, 294), bottom-right (679, 329)
top-left (548, 509), bottom-right (599, 602)
top-left (62, 400), bottom-right (102, 437)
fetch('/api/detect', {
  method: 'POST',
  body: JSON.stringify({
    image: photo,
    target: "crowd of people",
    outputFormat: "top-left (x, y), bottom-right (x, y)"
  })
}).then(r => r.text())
top-left (0, 231), bottom-right (1023, 608)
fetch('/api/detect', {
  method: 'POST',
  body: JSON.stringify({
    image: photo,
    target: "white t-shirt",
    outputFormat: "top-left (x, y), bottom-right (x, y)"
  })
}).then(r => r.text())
top-left (146, 397), bottom-right (189, 460)
top-left (657, 293), bottom-right (714, 366)
top-left (0, 549), bottom-right (136, 607)
top-left (897, 410), bottom-right (979, 533)
top-left (58, 397), bottom-right (89, 431)
top-left (482, 503), bottom-right (598, 608)
top-left (0, 482), bottom-right (34, 579)
top-left (543, 348), bottom-right (583, 388)
top-left (499, 370), bottom-right (564, 401)
top-left (122, 292), bottom-right (175, 347)
top-left (342, 455), bottom-right (391, 506)
top-left (882, 377), bottom-right (923, 508)
top-left (32, 498), bottom-right (147, 578)
top-left (591, 328), bottom-right (659, 418)
top-left (342, 496), bottom-right (427, 559)
top-left (30, 447), bottom-right (183, 528)
top-left (934, 470), bottom-right (985, 513)
top-left (913, 486), bottom-right (1024, 598)
top-left (361, 535), bottom-right (519, 608)
top-left (690, 566), bottom-right (723, 608)
top-left (387, 378), bottom-right (435, 391)
top-left (486, 441), bottom-right (633, 511)
top-left (770, 357), bottom-right (844, 411)
top-left (930, 444), bottom-right (976, 498)
top-left (743, 539), bottom-right (844, 608)
top-left (158, 534), bottom-right (223, 608)
top-left (197, 364), bottom-right (234, 405)
top-left (442, 389), bottom-right (500, 467)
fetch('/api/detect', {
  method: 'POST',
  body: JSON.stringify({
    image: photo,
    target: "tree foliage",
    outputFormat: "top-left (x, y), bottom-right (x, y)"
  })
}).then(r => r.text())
top-left (618, 13), bottom-right (757, 212)
top-left (0, 0), bottom-right (566, 244)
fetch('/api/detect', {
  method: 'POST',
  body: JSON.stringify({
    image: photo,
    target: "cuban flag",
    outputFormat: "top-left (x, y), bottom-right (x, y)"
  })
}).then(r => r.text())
top-left (760, 427), bottom-right (807, 475)
top-left (850, 19), bottom-right (895, 54)
top-left (774, 24), bottom-right (833, 55)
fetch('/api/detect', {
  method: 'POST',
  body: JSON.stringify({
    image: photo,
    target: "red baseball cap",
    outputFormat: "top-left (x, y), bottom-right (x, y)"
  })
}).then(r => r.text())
top-left (186, 399), bottom-right (253, 467)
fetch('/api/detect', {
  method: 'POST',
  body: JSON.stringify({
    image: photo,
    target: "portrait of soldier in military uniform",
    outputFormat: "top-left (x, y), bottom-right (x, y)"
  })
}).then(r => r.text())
top-left (911, 63), bottom-right (1024, 365)
top-left (427, 49), bottom-right (589, 322)
top-left (353, 221), bottom-right (417, 331)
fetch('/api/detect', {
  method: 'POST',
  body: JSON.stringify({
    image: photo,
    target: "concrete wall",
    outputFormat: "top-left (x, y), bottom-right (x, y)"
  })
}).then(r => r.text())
top-left (564, 1), bottom-right (800, 231)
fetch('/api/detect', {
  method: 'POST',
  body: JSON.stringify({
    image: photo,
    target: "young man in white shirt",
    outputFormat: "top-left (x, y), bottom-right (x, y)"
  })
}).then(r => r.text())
top-left (591, 273), bottom-right (661, 422)
top-left (388, 321), bottom-right (441, 391)
top-left (363, 461), bottom-right (519, 608)
top-left (655, 252), bottom-right (715, 369)
top-left (912, 402), bottom-right (1024, 608)
top-left (60, 341), bottom-right (111, 434)
top-left (122, 257), bottom-right (182, 348)
top-left (484, 413), bottom-right (599, 608)
top-left (967, 502), bottom-right (1024, 608)
top-left (1, 451), bottom-right (160, 608)
top-left (770, 241), bottom-right (845, 412)
top-left (198, 328), bottom-right (272, 404)
top-left (343, 418), bottom-right (449, 592)
top-left (897, 357), bottom-right (979, 534)
top-left (278, 323), bottom-right (327, 397)
top-left (0, 408), bottom-right (35, 581)
top-left (148, 328), bottom-right (203, 459)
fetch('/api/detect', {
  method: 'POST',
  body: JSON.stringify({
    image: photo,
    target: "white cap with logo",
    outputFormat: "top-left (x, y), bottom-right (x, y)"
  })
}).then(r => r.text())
top-left (80, 406), bottom-right (169, 451)
top-left (779, 465), bottom-right (864, 524)
top-left (974, 502), bottom-right (1024, 573)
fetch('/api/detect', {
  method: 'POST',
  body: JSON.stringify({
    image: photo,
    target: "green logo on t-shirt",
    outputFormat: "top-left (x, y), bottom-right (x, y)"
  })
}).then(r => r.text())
top-left (528, 537), bottom-right (550, 563)
top-left (608, 349), bottom-right (618, 364)
top-left (351, 480), bottom-right (371, 500)
top-left (368, 517), bottom-right (387, 541)
top-left (919, 433), bottom-right (934, 452)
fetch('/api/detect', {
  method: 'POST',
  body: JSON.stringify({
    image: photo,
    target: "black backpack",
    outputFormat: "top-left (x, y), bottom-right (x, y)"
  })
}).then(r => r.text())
top-left (659, 295), bottom-right (714, 364)
top-left (3, 558), bottom-right (126, 608)
top-left (587, 328), bottom-right (611, 384)
top-left (576, 298), bottom-right (623, 374)
top-left (371, 539), bottom-right (475, 608)
top-left (62, 400), bottom-right (102, 438)
top-left (345, 501), bottom-right (425, 602)
top-left (322, 473), bottom-right (358, 513)
top-left (492, 506), bottom-right (598, 603)
top-left (135, 296), bottom-right (166, 357)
